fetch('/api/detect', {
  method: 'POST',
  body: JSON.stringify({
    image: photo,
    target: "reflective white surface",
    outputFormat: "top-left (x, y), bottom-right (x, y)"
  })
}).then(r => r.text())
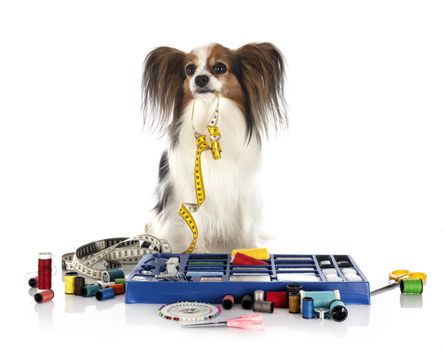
top-left (2, 0), bottom-right (444, 349)
top-left (18, 262), bottom-right (440, 350)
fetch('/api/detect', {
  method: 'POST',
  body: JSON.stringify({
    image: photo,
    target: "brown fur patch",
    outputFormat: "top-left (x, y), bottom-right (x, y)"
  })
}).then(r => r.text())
top-left (142, 47), bottom-right (193, 144)
top-left (207, 44), bottom-right (246, 116)
top-left (232, 42), bottom-right (287, 139)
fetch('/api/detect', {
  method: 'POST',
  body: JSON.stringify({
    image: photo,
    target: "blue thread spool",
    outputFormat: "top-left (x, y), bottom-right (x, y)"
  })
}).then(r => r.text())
top-left (82, 283), bottom-right (101, 297)
top-left (96, 288), bottom-right (115, 301)
top-left (101, 268), bottom-right (125, 282)
top-left (299, 290), bottom-right (340, 312)
top-left (329, 299), bottom-right (348, 322)
top-left (302, 297), bottom-right (314, 319)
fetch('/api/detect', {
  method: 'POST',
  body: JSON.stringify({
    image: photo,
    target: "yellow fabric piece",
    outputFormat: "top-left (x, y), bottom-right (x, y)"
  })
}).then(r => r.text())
top-left (231, 248), bottom-right (270, 260)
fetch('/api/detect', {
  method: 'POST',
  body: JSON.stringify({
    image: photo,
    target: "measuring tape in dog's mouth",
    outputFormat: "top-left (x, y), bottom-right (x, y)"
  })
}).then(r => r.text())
top-left (62, 235), bottom-right (171, 280)
top-left (179, 91), bottom-right (222, 254)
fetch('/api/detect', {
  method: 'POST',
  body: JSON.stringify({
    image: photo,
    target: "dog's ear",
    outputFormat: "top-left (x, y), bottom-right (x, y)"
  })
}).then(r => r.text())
top-left (142, 47), bottom-right (186, 133)
top-left (233, 43), bottom-right (287, 137)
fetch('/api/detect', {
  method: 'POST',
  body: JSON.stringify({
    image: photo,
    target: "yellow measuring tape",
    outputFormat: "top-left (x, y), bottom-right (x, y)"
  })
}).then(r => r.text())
top-left (180, 92), bottom-right (222, 253)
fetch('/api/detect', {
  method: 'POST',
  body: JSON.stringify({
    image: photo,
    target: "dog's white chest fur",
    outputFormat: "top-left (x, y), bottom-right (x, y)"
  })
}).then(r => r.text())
top-left (146, 95), bottom-right (262, 253)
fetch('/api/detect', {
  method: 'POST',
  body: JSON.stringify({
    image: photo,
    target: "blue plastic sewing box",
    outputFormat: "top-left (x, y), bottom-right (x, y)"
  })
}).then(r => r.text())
top-left (125, 253), bottom-right (371, 305)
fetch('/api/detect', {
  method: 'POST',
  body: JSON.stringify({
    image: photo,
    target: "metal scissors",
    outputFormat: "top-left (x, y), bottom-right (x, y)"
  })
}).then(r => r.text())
top-left (371, 269), bottom-right (427, 295)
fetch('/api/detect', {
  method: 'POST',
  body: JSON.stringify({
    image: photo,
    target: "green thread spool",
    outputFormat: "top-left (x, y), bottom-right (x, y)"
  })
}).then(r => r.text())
top-left (299, 290), bottom-right (340, 312)
top-left (82, 283), bottom-right (101, 297)
top-left (114, 278), bottom-right (126, 285)
top-left (400, 278), bottom-right (423, 294)
top-left (329, 299), bottom-right (348, 322)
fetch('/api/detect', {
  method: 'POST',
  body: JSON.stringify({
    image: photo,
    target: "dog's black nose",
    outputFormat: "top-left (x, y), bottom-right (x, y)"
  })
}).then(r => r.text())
top-left (195, 75), bottom-right (209, 87)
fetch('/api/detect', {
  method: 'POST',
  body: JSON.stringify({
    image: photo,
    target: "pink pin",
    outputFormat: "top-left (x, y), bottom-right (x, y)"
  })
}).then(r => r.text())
top-left (182, 314), bottom-right (264, 330)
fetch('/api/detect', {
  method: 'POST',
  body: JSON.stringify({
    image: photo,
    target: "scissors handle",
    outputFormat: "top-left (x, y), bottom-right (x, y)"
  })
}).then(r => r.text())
top-left (389, 269), bottom-right (410, 282)
top-left (389, 270), bottom-right (427, 283)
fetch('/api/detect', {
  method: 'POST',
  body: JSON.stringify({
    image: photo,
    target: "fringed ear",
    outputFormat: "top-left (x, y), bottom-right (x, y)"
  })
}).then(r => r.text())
top-left (142, 47), bottom-right (186, 133)
top-left (233, 43), bottom-right (287, 139)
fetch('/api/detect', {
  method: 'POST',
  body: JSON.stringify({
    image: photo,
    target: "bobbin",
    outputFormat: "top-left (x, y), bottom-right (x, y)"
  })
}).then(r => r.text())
top-left (64, 272), bottom-right (78, 295)
top-left (222, 294), bottom-right (234, 310)
top-left (38, 252), bottom-right (52, 290)
top-left (101, 268), bottom-right (125, 283)
top-left (96, 288), bottom-right (115, 301)
top-left (288, 292), bottom-right (301, 314)
top-left (74, 276), bottom-right (85, 296)
top-left (254, 290), bottom-right (265, 301)
top-left (34, 289), bottom-right (54, 304)
top-left (329, 299), bottom-right (348, 322)
top-left (28, 276), bottom-right (38, 288)
top-left (82, 284), bottom-right (101, 297)
top-left (241, 294), bottom-right (254, 309)
top-left (302, 297), bottom-right (314, 319)
top-left (253, 300), bottom-right (274, 313)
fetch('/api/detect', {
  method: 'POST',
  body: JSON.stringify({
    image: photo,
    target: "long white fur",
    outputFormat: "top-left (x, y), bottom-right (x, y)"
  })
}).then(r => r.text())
top-left (145, 45), bottom-right (263, 253)
top-left (146, 96), bottom-right (263, 253)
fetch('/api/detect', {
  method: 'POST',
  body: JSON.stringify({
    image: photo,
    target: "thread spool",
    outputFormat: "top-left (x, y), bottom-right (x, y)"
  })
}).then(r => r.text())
top-left (325, 274), bottom-right (343, 282)
top-left (28, 276), bottom-right (38, 288)
top-left (109, 283), bottom-right (125, 295)
top-left (64, 272), bottom-right (78, 294)
top-left (400, 278), bottom-right (423, 295)
top-left (253, 300), bottom-right (274, 313)
top-left (302, 297), bottom-right (314, 319)
top-left (286, 283), bottom-right (302, 295)
top-left (344, 274), bottom-right (362, 282)
top-left (96, 288), bottom-right (115, 301)
top-left (101, 268), bottom-right (125, 283)
top-left (38, 252), bottom-right (52, 290)
top-left (299, 290), bottom-right (340, 312)
top-left (329, 299), bottom-right (348, 322)
top-left (74, 276), bottom-right (85, 296)
top-left (254, 290), bottom-right (265, 301)
top-left (288, 292), bottom-right (301, 314)
top-left (241, 294), bottom-right (254, 309)
top-left (98, 281), bottom-right (115, 289)
top-left (319, 260), bottom-right (331, 267)
top-left (222, 294), bottom-right (234, 310)
top-left (34, 289), bottom-right (54, 304)
top-left (114, 278), bottom-right (126, 285)
top-left (321, 268), bottom-right (337, 275)
top-left (82, 284), bottom-right (101, 297)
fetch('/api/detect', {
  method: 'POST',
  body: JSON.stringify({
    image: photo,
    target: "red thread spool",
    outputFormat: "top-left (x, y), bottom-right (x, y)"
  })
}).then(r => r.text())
top-left (34, 289), bottom-right (54, 303)
top-left (266, 291), bottom-right (288, 308)
top-left (109, 283), bottom-right (125, 295)
top-left (38, 252), bottom-right (52, 290)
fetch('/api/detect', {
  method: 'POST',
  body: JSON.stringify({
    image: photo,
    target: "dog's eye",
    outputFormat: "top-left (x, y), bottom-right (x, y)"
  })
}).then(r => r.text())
top-left (185, 64), bottom-right (196, 76)
top-left (213, 62), bottom-right (227, 74)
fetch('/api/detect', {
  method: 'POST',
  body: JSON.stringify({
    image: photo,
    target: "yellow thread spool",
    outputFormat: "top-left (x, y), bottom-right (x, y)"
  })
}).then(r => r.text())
top-left (288, 293), bottom-right (301, 314)
top-left (64, 272), bottom-right (78, 294)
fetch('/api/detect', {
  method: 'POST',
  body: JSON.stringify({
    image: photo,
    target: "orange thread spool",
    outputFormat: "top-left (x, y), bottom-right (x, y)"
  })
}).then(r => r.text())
top-left (109, 283), bottom-right (125, 295)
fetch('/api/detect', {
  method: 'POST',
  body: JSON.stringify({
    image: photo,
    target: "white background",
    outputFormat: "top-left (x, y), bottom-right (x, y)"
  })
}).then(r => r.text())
top-left (1, 0), bottom-right (443, 349)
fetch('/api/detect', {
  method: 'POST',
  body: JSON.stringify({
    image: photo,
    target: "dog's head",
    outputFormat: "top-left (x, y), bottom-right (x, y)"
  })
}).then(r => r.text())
top-left (142, 43), bottom-right (287, 141)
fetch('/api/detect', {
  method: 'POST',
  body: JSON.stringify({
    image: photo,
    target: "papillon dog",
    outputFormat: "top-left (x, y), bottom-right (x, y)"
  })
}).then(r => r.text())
top-left (142, 42), bottom-right (286, 253)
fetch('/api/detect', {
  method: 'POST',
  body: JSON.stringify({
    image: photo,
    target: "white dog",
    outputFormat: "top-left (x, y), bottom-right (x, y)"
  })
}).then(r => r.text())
top-left (142, 43), bottom-right (286, 253)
